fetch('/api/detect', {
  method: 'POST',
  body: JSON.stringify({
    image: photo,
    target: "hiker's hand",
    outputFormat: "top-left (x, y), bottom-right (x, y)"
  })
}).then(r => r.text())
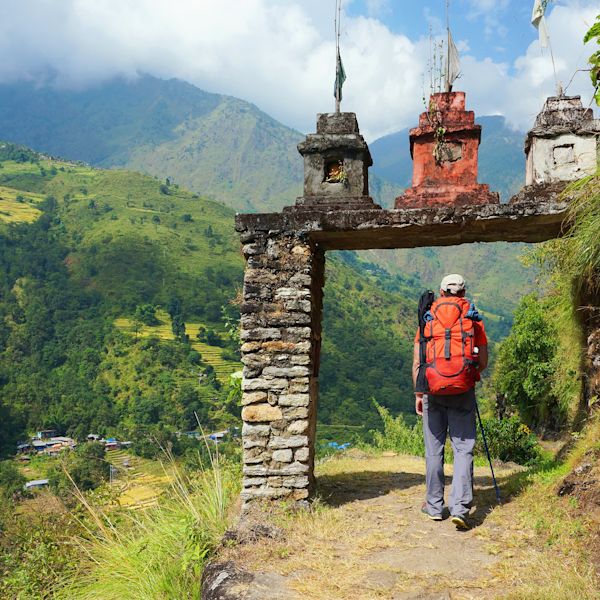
top-left (415, 394), bottom-right (424, 416)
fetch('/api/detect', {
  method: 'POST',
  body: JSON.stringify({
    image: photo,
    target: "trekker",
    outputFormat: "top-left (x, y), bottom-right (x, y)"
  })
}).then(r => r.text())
top-left (413, 274), bottom-right (488, 530)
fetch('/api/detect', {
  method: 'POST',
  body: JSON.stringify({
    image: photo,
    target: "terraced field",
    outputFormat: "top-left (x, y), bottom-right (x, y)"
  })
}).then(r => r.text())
top-left (114, 310), bottom-right (241, 383)
top-left (107, 449), bottom-right (173, 510)
top-left (0, 185), bottom-right (43, 223)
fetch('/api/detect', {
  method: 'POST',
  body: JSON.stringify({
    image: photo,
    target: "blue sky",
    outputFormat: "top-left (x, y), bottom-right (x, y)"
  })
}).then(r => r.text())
top-left (0, 0), bottom-right (597, 140)
top-left (347, 0), bottom-right (556, 70)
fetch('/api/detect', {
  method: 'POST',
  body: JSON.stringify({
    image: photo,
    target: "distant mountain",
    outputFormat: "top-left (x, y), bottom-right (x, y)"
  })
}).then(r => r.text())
top-left (0, 75), bottom-right (535, 337)
top-left (370, 115), bottom-right (526, 202)
top-left (0, 75), bottom-right (400, 212)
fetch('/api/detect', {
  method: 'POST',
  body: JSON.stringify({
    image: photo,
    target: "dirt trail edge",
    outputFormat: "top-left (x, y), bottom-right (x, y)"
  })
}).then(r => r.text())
top-left (202, 454), bottom-right (546, 600)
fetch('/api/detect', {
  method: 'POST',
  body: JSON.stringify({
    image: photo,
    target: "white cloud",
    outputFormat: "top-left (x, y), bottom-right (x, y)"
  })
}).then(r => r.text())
top-left (461, 2), bottom-right (599, 131)
top-left (465, 0), bottom-right (511, 40)
top-left (0, 0), bottom-right (596, 141)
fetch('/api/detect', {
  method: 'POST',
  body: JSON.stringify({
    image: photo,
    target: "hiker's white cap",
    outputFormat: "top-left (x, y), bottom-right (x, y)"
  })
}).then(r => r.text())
top-left (440, 273), bottom-right (466, 294)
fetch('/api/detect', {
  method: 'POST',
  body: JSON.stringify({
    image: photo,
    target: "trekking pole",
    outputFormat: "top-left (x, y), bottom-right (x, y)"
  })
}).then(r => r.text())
top-left (475, 401), bottom-right (501, 505)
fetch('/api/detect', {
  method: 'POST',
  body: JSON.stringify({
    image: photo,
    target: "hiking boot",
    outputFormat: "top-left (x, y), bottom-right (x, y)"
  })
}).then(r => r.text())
top-left (421, 503), bottom-right (442, 521)
top-left (451, 514), bottom-right (470, 530)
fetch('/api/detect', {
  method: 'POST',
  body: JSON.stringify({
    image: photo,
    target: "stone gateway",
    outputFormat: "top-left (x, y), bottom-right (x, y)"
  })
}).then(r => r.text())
top-left (236, 94), bottom-right (598, 508)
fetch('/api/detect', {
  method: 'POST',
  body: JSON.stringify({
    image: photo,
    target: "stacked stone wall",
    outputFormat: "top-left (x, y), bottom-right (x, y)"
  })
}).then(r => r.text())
top-left (239, 230), bottom-right (324, 507)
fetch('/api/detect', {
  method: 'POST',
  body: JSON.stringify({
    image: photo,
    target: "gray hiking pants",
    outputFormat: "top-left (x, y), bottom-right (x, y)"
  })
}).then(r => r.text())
top-left (422, 389), bottom-right (476, 518)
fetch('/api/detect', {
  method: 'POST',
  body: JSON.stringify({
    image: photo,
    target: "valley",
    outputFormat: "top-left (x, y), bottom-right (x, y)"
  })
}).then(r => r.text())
top-left (0, 60), bottom-right (597, 600)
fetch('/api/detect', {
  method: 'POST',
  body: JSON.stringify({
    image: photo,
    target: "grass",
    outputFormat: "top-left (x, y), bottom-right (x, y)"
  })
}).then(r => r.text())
top-left (561, 172), bottom-right (600, 289)
top-left (472, 414), bottom-right (600, 599)
top-left (56, 449), bottom-right (240, 600)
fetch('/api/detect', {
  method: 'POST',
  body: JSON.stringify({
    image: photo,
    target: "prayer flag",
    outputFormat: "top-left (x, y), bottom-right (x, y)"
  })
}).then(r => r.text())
top-left (447, 29), bottom-right (461, 90)
top-left (334, 50), bottom-right (346, 102)
top-left (531, 0), bottom-right (550, 48)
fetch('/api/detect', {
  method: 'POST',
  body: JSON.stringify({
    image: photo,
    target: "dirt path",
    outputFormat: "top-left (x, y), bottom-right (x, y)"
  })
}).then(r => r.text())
top-left (211, 454), bottom-right (537, 600)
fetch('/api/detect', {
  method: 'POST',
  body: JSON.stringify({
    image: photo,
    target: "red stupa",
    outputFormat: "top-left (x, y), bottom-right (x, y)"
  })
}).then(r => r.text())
top-left (395, 91), bottom-right (499, 209)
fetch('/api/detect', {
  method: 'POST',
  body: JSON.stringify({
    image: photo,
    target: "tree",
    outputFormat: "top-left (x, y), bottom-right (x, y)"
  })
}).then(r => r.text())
top-left (50, 442), bottom-right (109, 496)
top-left (134, 303), bottom-right (159, 326)
top-left (171, 314), bottom-right (187, 342)
top-left (0, 462), bottom-right (27, 500)
top-left (493, 294), bottom-right (564, 431)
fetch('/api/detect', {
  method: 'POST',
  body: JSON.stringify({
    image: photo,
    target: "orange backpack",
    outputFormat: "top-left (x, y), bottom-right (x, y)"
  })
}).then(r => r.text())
top-left (424, 297), bottom-right (479, 395)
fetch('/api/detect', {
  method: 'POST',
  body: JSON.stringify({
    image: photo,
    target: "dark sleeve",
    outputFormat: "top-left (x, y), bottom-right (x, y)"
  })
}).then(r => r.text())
top-left (474, 321), bottom-right (488, 346)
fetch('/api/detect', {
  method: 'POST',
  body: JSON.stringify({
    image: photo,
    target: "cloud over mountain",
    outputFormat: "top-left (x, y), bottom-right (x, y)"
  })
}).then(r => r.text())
top-left (0, 0), bottom-right (596, 139)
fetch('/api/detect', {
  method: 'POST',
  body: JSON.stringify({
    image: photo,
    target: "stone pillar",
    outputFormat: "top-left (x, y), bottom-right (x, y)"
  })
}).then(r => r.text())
top-left (239, 229), bottom-right (324, 507)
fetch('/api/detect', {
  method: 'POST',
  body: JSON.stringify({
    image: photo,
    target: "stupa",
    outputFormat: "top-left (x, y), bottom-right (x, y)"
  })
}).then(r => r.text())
top-left (395, 91), bottom-right (499, 208)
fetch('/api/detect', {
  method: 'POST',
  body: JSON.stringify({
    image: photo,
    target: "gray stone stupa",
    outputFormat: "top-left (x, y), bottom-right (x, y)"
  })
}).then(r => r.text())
top-left (525, 95), bottom-right (600, 186)
top-left (289, 112), bottom-right (380, 211)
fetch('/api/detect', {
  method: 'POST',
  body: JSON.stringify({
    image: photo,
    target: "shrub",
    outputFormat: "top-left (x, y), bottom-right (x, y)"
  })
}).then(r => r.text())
top-left (197, 327), bottom-right (224, 347)
top-left (477, 416), bottom-right (541, 466)
top-left (220, 347), bottom-right (240, 361)
top-left (371, 399), bottom-right (425, 456)
top-left (0, 461), bottom-right (27, 500)
top-left (0, 495), bottom-right (80, 598)
top-left (371, 400), bottom-right (540, 466)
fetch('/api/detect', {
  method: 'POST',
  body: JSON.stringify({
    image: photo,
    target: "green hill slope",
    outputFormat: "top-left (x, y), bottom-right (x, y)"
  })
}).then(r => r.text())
top-left (0, 143), bottom-right (246, 449)
top-left (0, 76), bottom-right (300, 212)
top-left (0, 142), bottom-right (418, 445)
top-left (0, 77), bottom-right (531, 317)
top-left (0, 76), bottom-right (399, 212)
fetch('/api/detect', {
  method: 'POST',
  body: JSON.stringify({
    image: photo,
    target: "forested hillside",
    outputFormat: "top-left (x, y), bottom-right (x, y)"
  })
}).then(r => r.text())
top-left (0, 142), bottom-right (421, 450)
top-left (0, 143), bottom-right (244, 455)
top-left (0, 75), bottom-right (535, 327)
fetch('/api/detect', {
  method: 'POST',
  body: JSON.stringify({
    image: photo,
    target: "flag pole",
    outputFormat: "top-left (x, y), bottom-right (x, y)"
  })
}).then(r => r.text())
top-left (547, 32), bottom-right (562, 96)
top-left (335, 0), bottom-right (341, 113)
top-left (445, 0), bottom-right (450, 93)
top-left (533, 1), bottom-right (562, 96)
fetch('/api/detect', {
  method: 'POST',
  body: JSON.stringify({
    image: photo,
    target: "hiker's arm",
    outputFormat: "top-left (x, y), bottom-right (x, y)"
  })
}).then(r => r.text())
top-left (478, 344), bottom-right (488, 372)
top-left (474, 321), bottom-right (488, 373)
top-left (413, 340), bottom-right (424, 415)
top-left (412, 340), bottom-right (420, 389)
